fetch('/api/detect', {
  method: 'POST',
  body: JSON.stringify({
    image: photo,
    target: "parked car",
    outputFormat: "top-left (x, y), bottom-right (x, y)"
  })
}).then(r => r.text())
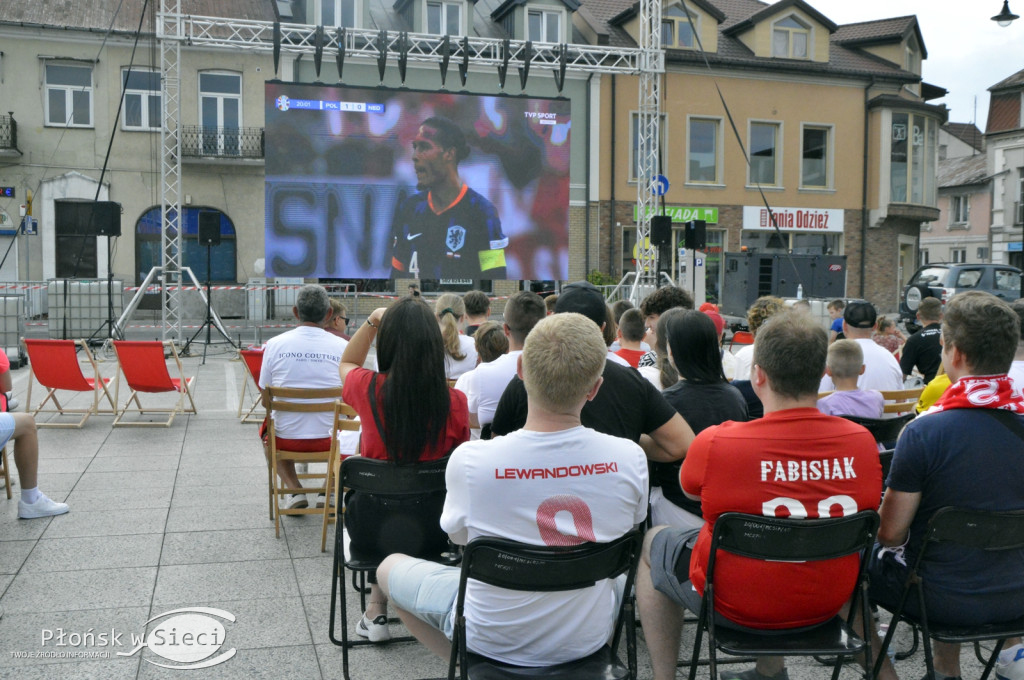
top-left (899, 263), bottom-right (1022, 332)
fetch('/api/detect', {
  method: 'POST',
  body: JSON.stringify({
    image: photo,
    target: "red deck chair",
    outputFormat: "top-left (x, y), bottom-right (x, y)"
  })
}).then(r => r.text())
top-left (22, 339), bottom-right (116, 428)
top-left (111, 341), bottom-right (197, 427)
top-left (237, 348), bottom-right (264, 424)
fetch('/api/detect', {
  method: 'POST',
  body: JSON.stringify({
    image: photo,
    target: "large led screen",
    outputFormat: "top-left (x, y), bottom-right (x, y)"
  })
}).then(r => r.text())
top-left (264, 83), bottom-right (572, 281)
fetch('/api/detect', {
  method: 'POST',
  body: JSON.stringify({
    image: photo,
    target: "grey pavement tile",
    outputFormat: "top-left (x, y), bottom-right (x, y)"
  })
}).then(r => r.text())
top-left (103, 427), bottom-right (187, 443)
top-left (0, 606), bottom-right (151, 667)
top-left (292, 556), bottom-right (335, 598)
top-left (35, 443), bottom-right (104, 458)
top-left (0, 566), bottom-right (158, 613)
top-left (160, 528), bottom-right (291, 565)
top-left (0, 572), bottom-right (13, 596)
top-left (65, 485), bottom-right (174, 511)
top-left (174, 466), bottom-right (265, 488)
top-left (152, 559), bottom-right (300, 605)
top-left (170, 483), bottom-right (266, 508)
top-left (40, 508), bottom-right (169, 539)
top-left (28, 472), bottom-right (82, 494)
top-left (166, 502), bottom-right (270, 532)
top-left (94, 440), bottom-right (185, 457)
top-left (0, 511), bottom-right (61, 541)
top-left (145, 596), bottom-right (313, 649)
top-left (13, 659), bottom-right (141, 679)
top-left (87, 455), bottom-right (181, 473)
top-left (137, 644), bottom-right (321, 680)
top-left (32, 457), bottom-right (92, 474)
top-left (284, 522), bottom-right (337, 559)
top-left (74, 469), bottom-right (178, 490)
top-left (178, 451), bottom-right (265, 470)
top-left (316, 640), bottom-right (449, 680)
top-left (23, 533), bottom-right (164, 572)
top-left (0, 539), bottom-right (35, 574)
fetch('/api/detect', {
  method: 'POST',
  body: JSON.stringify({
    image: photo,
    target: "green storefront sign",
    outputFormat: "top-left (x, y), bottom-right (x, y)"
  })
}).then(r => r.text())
top-left (632, 205), bottom-right (719, 223)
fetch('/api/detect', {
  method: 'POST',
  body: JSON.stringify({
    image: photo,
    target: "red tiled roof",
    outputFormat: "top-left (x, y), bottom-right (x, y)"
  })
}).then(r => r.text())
top-left (989, 67), bottom-right (1024, 92)
top-left (986, 93), bottom-right (1023, 135)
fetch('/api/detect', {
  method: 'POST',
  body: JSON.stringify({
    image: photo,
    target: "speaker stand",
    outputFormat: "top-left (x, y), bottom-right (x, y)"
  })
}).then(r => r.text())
top-left (87, 236), bottom-right (124, 346)
top-left (182, 242), bottom-right (236, 364)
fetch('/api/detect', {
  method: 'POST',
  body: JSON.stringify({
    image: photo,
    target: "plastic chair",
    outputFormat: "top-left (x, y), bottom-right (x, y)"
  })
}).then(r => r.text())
top-left (0, 444), bottom-right (10, 499)
top-left (22, 339), bottom-right (116, 428)
top-left (328, 455), bottom-right (452, 680)
top-left (729, 331), bottom-right (754, 351)
top-left (449, 529), bottom-right (643, 680)
top-left (873, 507), bottom-right (1024, 680)
top-left (687, 511), bottom-right (880, 680)
top-left (111, 341), bottom-right (197, 427)
top-left (237, 348), bottom-right (264, 424)
top-left (879, 388), bottom-right (925, 414)
top-left (320, 400), bottom-right (360, 552)
top-left (264, 385), bottom-right (342, 537)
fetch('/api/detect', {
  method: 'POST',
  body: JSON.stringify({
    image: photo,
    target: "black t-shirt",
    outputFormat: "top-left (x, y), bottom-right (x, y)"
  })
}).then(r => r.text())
top-left (651, 381), bottom-right (750, 513)
top-left (490, 359), bottom-right (678, 442)
top-left (899, 322), bottom-right (942, 383)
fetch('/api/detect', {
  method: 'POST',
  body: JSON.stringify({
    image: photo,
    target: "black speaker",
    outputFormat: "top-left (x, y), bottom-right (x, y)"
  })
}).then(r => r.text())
top-left (198, 211), bottom-right (221, 246)
top-left (683, 219), bottom-right (707, 250)
top-left (55, 200), bottom-right (121, 237)
top-left (651, 215), bottom-right (673, 246)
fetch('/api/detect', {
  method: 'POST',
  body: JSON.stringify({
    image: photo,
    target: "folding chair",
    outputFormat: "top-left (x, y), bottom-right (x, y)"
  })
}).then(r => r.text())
top-left (111, 341), bottom-right (197, 427)
top-left (328, 455), bottom-right (453, 680)
top-left (729, 330), bottom-right (754, 351)
top-left (22, 339), bottom-right (116, 428)
top-left (265, 385), bottom-right (342, 537)
top-left (687, 511), bottom-right (880, 680)
top-left (879, 388), bottom-right (925, 414)
top-left (873, 507), bottom-right (1024, 680)
top-left (321, 400), bottom-right (360, 553)
top-left (841, 413), bottom-right (915, 448)
top-left (449, 529), bottom-right (643, 680)
top-left (237, 348), bottom-right (264, 424)
top-left (0, 444), bottom-right (10, 499)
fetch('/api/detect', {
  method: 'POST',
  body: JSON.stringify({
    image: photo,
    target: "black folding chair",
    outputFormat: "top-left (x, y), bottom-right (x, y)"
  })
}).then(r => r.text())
top-left (842, 413), bottom-right (915, 448)
top-left (873, 507), bottom-right (1024, 680)
top-left (448, 528), bottom-right (643, 680)
top-left (688, 511), bottom-right (880, 680)
top-left (328, 455), bottom-right (453, 680)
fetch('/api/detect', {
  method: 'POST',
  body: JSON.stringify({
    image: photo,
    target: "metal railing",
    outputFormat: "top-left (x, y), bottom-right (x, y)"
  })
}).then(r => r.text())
top-left (180, 125), bottom-right (264, 159)
top-left (0, 113), bottom-right (17, 150)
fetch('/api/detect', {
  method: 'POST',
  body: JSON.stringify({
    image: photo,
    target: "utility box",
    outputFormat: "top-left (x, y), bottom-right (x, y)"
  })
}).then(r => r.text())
top-left (721, 253), bottom-right (847, 320)
top-left (0, 295), bottom-right (25, 364)
top-left (47, 279), bottom-right (124, 339)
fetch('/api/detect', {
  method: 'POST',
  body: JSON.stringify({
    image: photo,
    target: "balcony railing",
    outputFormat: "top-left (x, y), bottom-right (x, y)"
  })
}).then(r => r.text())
top-left (0, 114), bottom-right (17, 151)
top-left (180, 125), bottom-right (264, 159)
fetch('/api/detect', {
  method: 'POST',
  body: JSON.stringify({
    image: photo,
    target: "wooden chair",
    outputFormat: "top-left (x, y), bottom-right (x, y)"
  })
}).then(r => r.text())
top-left (321, 400), bottom-right (360, 552)
top-left (22, 339), bottom-right (116, 428)
top-left (265, 385), bottom-right (343, 538)
top-left (237, 348), bottom-right (264, 424)
top-left (0, 444), bottom-right (10, 499)
top-left (111, 341), bottom-right (197, 427)
top-left (879, 387), bottom-right (925, 414)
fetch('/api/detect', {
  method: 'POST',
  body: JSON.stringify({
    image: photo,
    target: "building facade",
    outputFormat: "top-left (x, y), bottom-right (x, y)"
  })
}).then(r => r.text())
top-left (986, 68), bottom-right (1024, 270)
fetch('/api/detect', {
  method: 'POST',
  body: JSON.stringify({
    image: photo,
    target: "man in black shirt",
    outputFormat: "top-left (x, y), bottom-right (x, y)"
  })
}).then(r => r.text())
top-left (900, 297), bottom-right (943, 383)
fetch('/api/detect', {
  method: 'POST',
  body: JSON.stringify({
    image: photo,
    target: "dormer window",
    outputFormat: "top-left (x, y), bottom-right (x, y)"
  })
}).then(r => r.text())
top-left (661, 5), bottom-right (697, 49)
top-left (528, 9), bottom-right (561, 43)
top-left (772, 16), bottom-right (809, 59)
top-left (427, 0), bottom-right (462, 35)
top-left (320, 0), bottom-right (355, 27)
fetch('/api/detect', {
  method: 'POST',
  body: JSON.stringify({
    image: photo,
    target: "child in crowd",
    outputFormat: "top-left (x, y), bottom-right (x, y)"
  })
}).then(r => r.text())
top-left (614, 308), bottom-right (647, 368)
top-left (827, 298), bottom-right (846, 344)
top-left (817, 339), bottom-right (884, 418)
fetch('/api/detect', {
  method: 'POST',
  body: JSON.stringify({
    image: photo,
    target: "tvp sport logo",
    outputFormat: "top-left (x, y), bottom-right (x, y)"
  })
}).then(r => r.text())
top-left (118, 607), bottom-right (236, 670)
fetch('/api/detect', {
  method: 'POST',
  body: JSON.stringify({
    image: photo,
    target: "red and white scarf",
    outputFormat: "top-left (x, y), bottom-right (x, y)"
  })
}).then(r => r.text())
top-left (925, 374), bottom-right (1024, 415)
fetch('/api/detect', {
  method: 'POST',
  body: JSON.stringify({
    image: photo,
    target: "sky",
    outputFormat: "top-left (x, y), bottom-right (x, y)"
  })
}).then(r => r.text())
top-left (810, 1), bottom-right (1024, 129)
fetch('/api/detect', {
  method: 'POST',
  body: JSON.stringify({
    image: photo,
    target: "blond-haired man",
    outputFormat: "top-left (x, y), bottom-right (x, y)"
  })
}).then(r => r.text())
top-left (378, 313), bottom-right (648, 666)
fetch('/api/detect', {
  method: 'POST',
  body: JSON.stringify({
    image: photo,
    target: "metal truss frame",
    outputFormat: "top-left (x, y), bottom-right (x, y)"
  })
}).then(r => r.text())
top-left (156, 5), bottom-right (663, 336)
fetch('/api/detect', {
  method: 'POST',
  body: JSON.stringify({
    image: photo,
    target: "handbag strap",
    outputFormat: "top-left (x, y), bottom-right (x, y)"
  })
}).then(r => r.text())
top-left (980, 407), bottom-right (1024, 444)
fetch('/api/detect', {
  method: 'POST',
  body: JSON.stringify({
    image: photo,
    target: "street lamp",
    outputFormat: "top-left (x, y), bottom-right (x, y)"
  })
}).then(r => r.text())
top-left (992, 0), bottom-right (1019, 26)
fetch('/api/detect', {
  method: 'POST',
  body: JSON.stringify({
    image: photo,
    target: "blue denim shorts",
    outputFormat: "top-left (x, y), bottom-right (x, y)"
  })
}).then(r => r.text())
top-left (385, 558), bottom-right (460, 639)
top-left (0, 412), bottom-right (15, 449)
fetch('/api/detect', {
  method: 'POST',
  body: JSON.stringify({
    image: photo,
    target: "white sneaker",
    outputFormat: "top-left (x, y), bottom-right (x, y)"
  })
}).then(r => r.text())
top-left (285, 494), bottom-right (308, 510)
top-left (355, 614), bottom-right (391, 643)
top-left (6, 395), bottom-right (19, 411)
top-left (18, 493), bottom-right (70, 519)
top-left (315, 493), bottom-right (336, 509)
top-left (996, 643), bottom-right (1024, 680)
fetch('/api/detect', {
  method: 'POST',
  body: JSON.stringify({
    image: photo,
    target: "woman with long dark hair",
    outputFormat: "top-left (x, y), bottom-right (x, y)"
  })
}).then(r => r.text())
top-left (339, 296), bottom-right (470, 643)
top-left (649, 308), bottom-right (748, 529)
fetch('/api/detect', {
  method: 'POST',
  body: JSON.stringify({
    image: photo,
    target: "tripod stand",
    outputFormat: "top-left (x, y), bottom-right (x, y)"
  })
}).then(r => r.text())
top-left (87, 234), bottom-right (124, 346)
top-left (182, 237), bottom-right (236, 364)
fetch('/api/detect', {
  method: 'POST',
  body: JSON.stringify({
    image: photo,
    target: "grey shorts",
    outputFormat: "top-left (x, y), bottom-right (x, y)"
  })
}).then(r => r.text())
top-left (385, 557), bottom-right (460, 640)
top-left (649, 526), bottom-right (703, 614)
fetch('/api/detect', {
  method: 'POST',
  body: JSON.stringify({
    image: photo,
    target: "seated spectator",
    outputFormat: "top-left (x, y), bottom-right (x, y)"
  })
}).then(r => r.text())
top-left (827, 298), bottom-right (846, 344)
top-left (915, 367), bottom-right (951, 414)
top-left (636, 310), bottom-right (882, 680)
top-left (325, 298), bottom-right (350, 340)
top-left (0, 347), bottom-right (68, 519)
top-left (603, 305), bottom-right (631, 366)
top-left (377, 312), bottom-right (648, 665)
top-left (817, 340), bottom-right (884, 419)
top-left (543, 293), bottom-right (557, 315)
top-left (610, 299), bottom-right (651, 354)
top-left (649, 309), bottom-right (747, 530)
top-left (704, 307), bottom-right (737, 381)
top-left (339, 296), bottom-right (470, 643)
top-left (791, 299), bottom-right (811, 314)
top-left (871, 291), bottom-right (1024, 680)
top-left (614, 308), bottom-right (648, 367)
top-left (638, 286), bottom-right (695, 368)
top-left (470, 321), bottom-right (508, 364)
top-left (638, 312), bottom-right (678, 391)
top-left (872, 315), bottom-right (906, 355)
top-left (259, 284), bottom-right (347, 510)
top-left (820, 301), bottom-right (903, 396)
top-left (901, 297), bottom-right (943, 383)
top-left (732, 296), bottom-right (786, 419)
top-left (435, 293), bottom-right (478, 379)
top-left (1009, 299), bottom-right (1024, 391)
top-left (462, 290), bottom-right (490, 336)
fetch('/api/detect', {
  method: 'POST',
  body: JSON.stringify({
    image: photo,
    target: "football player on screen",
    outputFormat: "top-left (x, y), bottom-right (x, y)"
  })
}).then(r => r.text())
top-left (389, 116), bottom-right (508, 281)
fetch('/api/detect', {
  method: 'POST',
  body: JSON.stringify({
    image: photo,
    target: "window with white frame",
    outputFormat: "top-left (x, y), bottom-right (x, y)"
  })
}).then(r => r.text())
top-left (920, 248), bottom-right (929, 265)
top-left (688, 117), bottom-right (721, 184)
top-left (630, 113), bottom-right (666, 183)
top-left (45, 63), bottom-right (93, 127)
top-left (501, 12), bottom-right (515, 36)
top-left (950, 195), bottom-right (969, 225)
top-left (199, 72), bottom-right (242, 156)
top-left (427, 0), bottom-right (461, 35)
top-left (951, 248), bottom-right (966, 264)
top-left (890, 112), bottom-right (938, 205)
top-left (320, 0), bottom-right (356, 27)
top-left (800, 125), bottom-right (831, 189)
top-left (661, 4), bottom-right (697, 49)
top-left (528, 9), bottom-right (561, 43)
top-left (772, 15), bottom-right (810, 59)
top-left (749, 122), bottom-right (780, 186)
top-left (122, 68), bottom-right (161, 131)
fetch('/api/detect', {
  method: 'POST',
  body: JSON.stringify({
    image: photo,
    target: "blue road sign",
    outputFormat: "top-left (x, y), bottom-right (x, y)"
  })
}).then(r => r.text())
top-left (651, 174), bottom-right (669, 196)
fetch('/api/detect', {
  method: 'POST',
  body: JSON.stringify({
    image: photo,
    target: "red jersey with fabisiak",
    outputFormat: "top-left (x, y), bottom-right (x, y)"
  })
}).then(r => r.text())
top-left (680, 408), bottom-right (881, 629)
